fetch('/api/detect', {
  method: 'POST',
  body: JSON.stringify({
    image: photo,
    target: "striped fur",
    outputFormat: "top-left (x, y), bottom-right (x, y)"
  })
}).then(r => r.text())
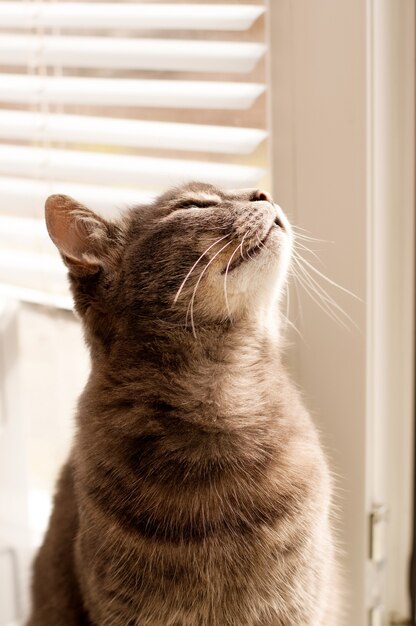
top-left (28, 183), bottom-right (338, 625)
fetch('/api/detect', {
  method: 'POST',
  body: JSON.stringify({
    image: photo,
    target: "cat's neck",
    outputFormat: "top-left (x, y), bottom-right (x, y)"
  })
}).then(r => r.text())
top-left (111, 314), bottom-right (279, 373)
top-left (89, 315), bottom-right (283, 428)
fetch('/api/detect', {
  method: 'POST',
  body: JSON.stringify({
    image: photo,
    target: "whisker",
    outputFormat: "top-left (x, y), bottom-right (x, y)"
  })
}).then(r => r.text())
top-left (294, 240), bottom-right (321, 262)
top-left (290, 267), bottom-right (304, 328)
top-left (239, 232), bottom-right (249, 261)
top-left (188, 240), bottom-right (234, 338)
top-left (285, 280), bottom-right (290, 329)
top-left (291, 226), bottom-right (331, 243)
top-left (292, 266), bottom-right (349, 330)
top-left (293, 259), bottom-right (346, 316)
top-left (279, 280), bottom-right (302, 338)
top-left (292, 259), bottom-right (355, 330)
top-left (281, 309), bottom-right (303, 338)
top-left (223, 238), bottom-right (247, 318)
top-left (293, 252), bottom-right (361, 302)
top-left (255, 233), bottom-right (266, 249)
top-left (173, 233), bottom-right (229, 305)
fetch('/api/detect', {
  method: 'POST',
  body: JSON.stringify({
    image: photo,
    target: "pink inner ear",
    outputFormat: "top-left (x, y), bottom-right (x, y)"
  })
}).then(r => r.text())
top-left (45, 194), bottom-right (104, 270)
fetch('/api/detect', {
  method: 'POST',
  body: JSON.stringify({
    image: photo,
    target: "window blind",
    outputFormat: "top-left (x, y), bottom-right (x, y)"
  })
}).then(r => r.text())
top-left (0, 1), bottom-right (269, 308)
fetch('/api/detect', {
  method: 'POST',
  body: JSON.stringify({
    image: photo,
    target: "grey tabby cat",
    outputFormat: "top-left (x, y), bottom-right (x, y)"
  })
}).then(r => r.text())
top-left (28, 183), bottom-right (339, 625)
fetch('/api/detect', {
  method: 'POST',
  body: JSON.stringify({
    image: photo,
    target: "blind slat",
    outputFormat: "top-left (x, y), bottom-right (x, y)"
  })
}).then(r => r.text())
top-left (0, 74), bottom-right (264, 110)
top-left (0, 177), bottom-right (154, 218)
top-left (1, 3), bottom-right (264, 31)
top-left (0, 249), bottom-right (68, 299)
top-left (0, 216), bottom-right (48, 253)
top-left (0, 35), bottom-right (266, 73)
top-left (0, 110), bottom-right (267, 155)
top-left (0, 144), bottom-right (265, 189)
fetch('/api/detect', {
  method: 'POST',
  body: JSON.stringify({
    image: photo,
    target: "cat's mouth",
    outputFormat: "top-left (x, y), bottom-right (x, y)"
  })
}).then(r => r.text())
top-left (221, 217), bottom-right (283, 274)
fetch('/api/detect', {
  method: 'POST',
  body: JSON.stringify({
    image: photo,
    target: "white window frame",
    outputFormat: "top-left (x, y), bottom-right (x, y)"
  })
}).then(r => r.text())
top-left (269, 1), bottom-right (415, 624)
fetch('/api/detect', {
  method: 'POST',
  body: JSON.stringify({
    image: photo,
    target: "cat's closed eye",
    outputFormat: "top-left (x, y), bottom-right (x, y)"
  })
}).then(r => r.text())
top-left (178, 198), bottom-right (219, 209)
top-left (177, 192), bottom-right (222, 210)
top-left (179, 199), bottom-right (213, 209)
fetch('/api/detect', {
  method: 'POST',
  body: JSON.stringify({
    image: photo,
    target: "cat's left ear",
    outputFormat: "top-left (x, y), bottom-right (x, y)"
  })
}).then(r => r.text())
top-left (45, 194), bottom-right (123, 276)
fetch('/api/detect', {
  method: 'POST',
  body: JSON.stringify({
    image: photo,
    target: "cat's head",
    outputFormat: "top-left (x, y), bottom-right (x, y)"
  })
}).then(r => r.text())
top-left (45, 182), bottom-right (292, 349)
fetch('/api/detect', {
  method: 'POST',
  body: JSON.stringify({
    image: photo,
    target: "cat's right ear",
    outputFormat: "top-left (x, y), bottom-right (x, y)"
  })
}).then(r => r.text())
top-left (45, 194), bottom-right (122, 276)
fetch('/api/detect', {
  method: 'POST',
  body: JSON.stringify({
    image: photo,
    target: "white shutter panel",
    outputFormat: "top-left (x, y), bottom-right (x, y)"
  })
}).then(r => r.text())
top-left (1, 3), bottom-right (264, 31)
top-left (0, 1), bottom-right (269, 307)
top-left (0, 301), bottom-right (31, 625)
top-left (0, 75), bottom-right (265, 109)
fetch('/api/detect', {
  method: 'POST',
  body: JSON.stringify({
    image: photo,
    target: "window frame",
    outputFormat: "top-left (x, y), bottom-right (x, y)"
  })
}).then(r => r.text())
top-left (268, 1), bottom-right (415, 624)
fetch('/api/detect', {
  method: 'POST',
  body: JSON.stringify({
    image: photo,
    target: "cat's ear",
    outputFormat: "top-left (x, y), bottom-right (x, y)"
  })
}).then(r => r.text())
top-left (45, 194), bottom-right (122, 276)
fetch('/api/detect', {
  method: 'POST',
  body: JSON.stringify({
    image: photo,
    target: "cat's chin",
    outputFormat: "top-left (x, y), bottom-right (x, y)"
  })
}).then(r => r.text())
top-left (231, 228), bottom-right (291, 283)
top-left (220, 225), bottom-right (276, 275)
top-left (228, 229), bottom-right (290, 279)
top-left (216, 240), bottom-right (292, 325)
top-left (222, 207), bottom-right (290, 277)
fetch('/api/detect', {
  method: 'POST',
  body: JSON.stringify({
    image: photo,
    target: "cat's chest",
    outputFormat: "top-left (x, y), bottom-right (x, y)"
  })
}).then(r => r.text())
top-left (80, 532), bottom-right (283, 625)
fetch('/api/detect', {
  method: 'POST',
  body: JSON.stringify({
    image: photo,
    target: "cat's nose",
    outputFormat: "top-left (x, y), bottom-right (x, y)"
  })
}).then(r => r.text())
top-left (252, 189), bottom-right (273, 204)
top-left (251, 189), bottom-right (285, 229)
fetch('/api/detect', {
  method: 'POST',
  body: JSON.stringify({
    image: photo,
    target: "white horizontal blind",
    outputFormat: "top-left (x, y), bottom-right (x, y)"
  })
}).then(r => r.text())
top-left (0, 1), bottom-right (269, 307)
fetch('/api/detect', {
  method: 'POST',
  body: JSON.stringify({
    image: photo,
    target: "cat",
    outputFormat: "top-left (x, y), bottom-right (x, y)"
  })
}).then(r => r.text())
top-left (27, 182), bottom-right (338, 626)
